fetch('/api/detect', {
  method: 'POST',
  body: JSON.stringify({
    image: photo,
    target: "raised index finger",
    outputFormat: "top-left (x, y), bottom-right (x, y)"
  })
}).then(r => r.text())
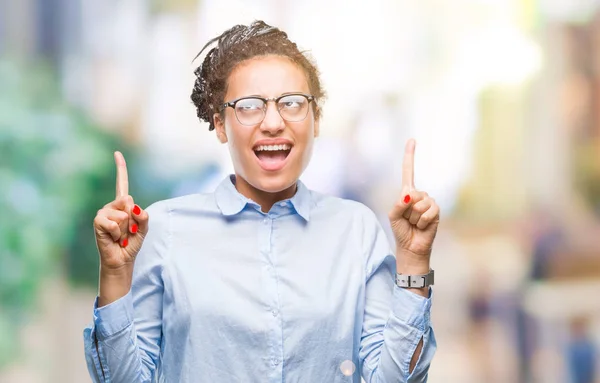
top-left (114, 151), bottom-right (129, 198)
top-left (402, 138), bottom-right (416, 190)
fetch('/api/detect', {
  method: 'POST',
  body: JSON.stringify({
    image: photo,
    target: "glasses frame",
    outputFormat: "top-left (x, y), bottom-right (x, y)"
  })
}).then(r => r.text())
top-left (220, 93), bottom-right (316, 126)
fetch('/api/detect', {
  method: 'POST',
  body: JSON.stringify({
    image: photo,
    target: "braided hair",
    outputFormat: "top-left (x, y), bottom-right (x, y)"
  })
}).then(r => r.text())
top-left (190, 20), bottom-right (325, 131)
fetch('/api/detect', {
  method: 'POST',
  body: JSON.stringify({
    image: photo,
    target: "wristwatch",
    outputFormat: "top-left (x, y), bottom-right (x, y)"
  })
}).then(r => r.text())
top-left (396, 269), bottom-right (435, 288)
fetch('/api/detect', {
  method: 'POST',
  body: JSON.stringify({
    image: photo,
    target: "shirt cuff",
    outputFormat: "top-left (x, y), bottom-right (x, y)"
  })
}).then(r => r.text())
top-left (390, 285), bottom-right (432, 330)
top-left (93, 290), bottom-right (134, 340)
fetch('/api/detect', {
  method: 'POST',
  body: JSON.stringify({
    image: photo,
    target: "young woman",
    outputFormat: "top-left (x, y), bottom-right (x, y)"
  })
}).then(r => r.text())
top-left (84, 20), bottom-right (439, 382)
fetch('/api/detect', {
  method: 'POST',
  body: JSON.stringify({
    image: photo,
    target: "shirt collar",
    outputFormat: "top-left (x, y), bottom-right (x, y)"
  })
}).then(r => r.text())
top-left (289, 178), bottom-right (311, 221)
top-left (215, 174), bottom-right (312, 221)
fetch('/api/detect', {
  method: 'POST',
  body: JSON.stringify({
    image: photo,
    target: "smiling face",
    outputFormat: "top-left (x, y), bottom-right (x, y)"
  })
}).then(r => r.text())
top-left (213, 55), bottom-right (320, 206)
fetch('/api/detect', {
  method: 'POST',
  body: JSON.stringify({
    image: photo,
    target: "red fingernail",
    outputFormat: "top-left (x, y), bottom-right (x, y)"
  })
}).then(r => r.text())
top-left (403, 195), bottom-right (411, 204)
top-left (133, 205), bottom-right (141, 215)
top-left (121, 238), bottom-right (128, 247)
top-left (131, 224), bottom-right (138, 234)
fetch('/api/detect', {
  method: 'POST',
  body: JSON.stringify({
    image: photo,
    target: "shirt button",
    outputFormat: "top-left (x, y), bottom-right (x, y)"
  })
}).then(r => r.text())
top-left (272, 309), bottom-right (279, 317)
top-left (271, 358), bottom-right (280, 366)
top-left (263, 218), bottom-right (268, 224)
top-left (279, 202), bottom-right (286, 207)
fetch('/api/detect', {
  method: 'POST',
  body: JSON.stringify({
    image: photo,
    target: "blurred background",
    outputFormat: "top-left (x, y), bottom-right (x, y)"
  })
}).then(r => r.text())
top-left (0, 0), bottom-right (599, 382)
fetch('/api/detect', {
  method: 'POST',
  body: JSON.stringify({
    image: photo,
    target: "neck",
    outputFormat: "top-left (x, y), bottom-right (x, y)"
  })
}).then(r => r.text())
top-left (233, 174), bottom-right (297, 213)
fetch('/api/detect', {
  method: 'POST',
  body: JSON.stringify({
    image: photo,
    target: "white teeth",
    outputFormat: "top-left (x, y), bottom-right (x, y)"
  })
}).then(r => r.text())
top-left (255, 144), bottom-right (291, 151)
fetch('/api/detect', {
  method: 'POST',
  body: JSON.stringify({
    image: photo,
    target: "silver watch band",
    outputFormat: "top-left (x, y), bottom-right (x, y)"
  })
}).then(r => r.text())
top-left (395, 269), bottom-right (434, 288)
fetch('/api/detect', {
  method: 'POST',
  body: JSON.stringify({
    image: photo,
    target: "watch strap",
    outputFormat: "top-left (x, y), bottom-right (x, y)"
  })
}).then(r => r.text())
top-left (395, 269), bottom-right (434, 288)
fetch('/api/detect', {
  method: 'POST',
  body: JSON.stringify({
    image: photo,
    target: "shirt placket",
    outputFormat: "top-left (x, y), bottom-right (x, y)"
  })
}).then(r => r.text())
top-left (260, 213), bottom-right (284, 382)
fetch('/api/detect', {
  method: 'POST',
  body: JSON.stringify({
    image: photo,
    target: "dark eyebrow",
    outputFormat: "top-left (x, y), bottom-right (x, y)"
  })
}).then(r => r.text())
top-left (244, 92), bottom-right (306, 98)
top-left (279, 92), bottom-right (306, 96)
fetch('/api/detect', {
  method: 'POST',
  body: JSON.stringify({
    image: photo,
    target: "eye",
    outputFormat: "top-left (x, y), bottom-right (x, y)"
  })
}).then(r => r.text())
top-left (236, 98), bottom-right (264, 111)
top-left (279, 95), bottom-right (306, 109)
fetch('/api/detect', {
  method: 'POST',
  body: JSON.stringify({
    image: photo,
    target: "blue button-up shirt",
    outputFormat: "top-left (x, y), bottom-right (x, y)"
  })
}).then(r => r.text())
top-left (83, 175), bottom-right (436, 382)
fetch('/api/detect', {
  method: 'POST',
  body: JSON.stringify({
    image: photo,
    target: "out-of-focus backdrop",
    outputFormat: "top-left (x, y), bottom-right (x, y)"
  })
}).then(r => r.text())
top-left (1, 0), bottom-right (599, 382)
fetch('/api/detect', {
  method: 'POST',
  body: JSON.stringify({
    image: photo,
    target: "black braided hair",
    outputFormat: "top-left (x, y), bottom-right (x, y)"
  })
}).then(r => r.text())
top-left (190, 20), bottom-right (325, 131)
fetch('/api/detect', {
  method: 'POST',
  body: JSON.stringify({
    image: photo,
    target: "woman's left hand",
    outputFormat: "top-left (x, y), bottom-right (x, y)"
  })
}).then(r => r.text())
top-left (388, 139), bottom-right (440, 261)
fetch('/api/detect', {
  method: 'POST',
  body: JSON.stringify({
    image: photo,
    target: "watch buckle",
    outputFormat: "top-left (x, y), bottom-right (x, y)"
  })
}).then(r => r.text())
top-left (408, 275), bottom-right (425, 288)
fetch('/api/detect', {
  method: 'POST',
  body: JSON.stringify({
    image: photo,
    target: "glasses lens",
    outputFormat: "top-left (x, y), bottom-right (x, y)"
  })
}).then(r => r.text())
top-left (235, 98), bottom-right (265, 125)
top-left (278, 95), bottom-right (309, 122)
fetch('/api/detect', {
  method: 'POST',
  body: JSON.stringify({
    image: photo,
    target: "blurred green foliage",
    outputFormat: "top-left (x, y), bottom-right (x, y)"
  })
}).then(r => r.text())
top-left (0, 58), bottom-right (170, 367)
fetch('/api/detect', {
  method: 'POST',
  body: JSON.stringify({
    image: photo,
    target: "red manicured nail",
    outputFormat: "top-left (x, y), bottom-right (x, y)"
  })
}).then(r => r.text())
top-left (131, 224), bottom-right (138, 234)
top-left (121, 238), bottom-right (128, 247)
top-left (133, 205), bottom-right (141, 215)
top-left (403, 194), bottom-right (411, 204)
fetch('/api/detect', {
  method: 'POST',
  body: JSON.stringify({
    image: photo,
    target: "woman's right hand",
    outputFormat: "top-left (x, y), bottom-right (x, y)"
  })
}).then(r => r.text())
top-left (94, 151), bottom-right (149, 271)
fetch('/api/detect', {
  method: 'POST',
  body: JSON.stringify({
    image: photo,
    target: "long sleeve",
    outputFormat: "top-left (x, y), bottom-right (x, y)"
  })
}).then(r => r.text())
top-left (359, 210), bottom-right (437, 383)
top-left (83, 201), bottom-right (170, 383)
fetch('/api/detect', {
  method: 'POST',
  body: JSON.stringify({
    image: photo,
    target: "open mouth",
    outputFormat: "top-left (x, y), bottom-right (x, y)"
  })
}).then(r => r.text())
top-left (253, 144), bottom-right (293, 171)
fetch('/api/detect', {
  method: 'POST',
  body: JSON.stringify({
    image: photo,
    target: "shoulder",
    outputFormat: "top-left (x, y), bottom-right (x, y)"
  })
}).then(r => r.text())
top-left (309, 189), bottom-right (380, 224)
top-left (143, 192), bottom-right (217, 232)
top-left (308, 190), bottom-right (394, 273)
top-left (136, 193), bottom-right (217, 262)
top-left (145, 192), bottom-right (216, 215)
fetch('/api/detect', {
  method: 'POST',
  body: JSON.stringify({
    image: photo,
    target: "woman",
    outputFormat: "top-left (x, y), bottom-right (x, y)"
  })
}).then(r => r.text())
top-left (84, 20), bottom-right (438, 382)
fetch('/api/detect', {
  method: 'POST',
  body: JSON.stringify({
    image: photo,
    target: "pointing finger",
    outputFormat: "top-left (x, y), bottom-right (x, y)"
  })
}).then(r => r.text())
top-left (402, 138), bottom-right (416, 190)
top-left (114, 151), bottom-right (129, 198)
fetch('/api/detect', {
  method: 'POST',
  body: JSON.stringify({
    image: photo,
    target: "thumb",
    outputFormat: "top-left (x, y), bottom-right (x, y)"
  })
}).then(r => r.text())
top-left (389, 187), bottom-right (414, 221)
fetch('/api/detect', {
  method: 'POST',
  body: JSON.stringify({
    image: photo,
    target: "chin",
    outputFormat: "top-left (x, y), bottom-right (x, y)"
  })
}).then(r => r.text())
top-left (250, 171), bottom-right (298, 193)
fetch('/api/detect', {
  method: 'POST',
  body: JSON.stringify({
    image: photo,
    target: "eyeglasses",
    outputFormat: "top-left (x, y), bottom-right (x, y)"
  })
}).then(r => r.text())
top-left (220, 93), bottom-right (315, 126)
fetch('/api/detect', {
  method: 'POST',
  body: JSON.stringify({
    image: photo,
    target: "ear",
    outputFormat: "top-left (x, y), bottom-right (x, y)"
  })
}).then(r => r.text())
top-left (213, 113), bottom-right (228, 144)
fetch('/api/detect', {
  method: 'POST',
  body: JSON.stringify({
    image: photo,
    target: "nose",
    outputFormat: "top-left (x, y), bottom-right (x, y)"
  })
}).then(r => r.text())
top-left (260, 101), bottom-right (285, 135)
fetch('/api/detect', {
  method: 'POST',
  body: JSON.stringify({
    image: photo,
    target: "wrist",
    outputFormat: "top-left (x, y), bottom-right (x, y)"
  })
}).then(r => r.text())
top-left (100, 262), bottom-right (133, 277)
top-left (395, 248), bottom-right (430, 275)
top-left (98, 265), bottom-right (133, 307)
top-left (395, 249), bottom-right (432, 297)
